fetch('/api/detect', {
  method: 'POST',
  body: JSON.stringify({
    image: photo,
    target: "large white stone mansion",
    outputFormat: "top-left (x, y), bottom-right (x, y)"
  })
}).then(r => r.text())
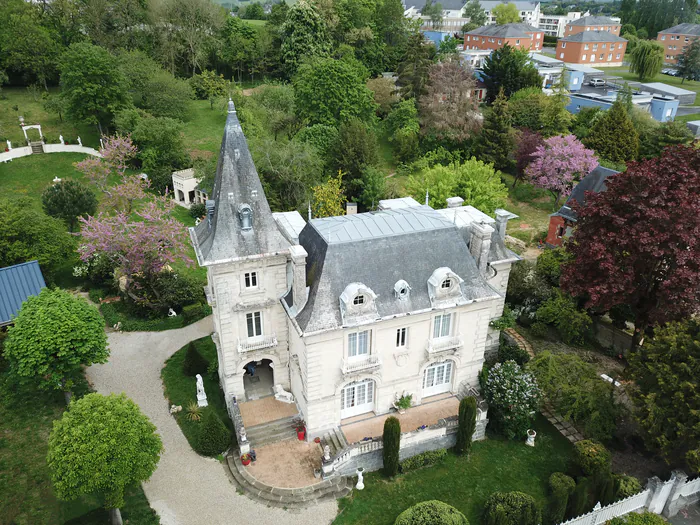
top-left (189, 101), bottom-right (520, 437)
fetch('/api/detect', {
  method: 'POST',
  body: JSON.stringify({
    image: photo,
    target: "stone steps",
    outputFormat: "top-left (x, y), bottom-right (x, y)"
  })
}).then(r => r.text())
top-left (321, 427), bottom-right (349, 457)
top-left (226, 454), bottom-right (352, 509)
top-left (30, 142), bottom-right (43, 154)
top-left (245, 415), bottom-right (299, 448)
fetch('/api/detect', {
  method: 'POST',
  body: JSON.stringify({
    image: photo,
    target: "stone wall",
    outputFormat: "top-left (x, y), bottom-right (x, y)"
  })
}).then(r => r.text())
top-left (592, 319), bottom-right (633, 356)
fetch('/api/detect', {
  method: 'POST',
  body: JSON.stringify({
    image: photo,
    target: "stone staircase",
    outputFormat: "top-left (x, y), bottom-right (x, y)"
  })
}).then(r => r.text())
top-left (226, 454), bottom-right (352, 508)
top-left (244, 415), bottom-right (299, 448)
top-left (30, 141), bottom-right (44, 154)
top-left (321, 427), bottom-right (349, 457)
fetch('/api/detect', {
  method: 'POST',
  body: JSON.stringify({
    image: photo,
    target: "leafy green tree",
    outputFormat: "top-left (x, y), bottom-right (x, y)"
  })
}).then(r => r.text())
top-left (4, 289), bottom-right (108, 404)
top-left (509, 87), bottom-right (572, 137)
top-left (312, 172), bottom-right (346, 218)
top-left (629, 40), bottom-right (664, 81)
top-left (677, 39), bottom-right (700, 83)
top-left (43, 95), bottom-right (65, 122)
top-left (42, 179), bottom-right (98, 233)
top-left (395, 500), bottom-right (469, 525)
top-left (190, 69), bottom-right (229, 108)
top-left (482, 44), bottom-right (542, 103)
top-left (386, 98), bottom-right (420, 162)
top-left (584, 101), bottom-right (639, 163)
top-left (570, 107), bottom-right (603, 141)
top-left (219, 17), bottom-right (258, 82)
top-left (357, 166), bottom-right (386, 210)
top-left (421, 0), bottom-right (444, 29)
top-left (295, 124), bottom-right (339, 157)
top-left (366, 76), bottom-right (399, 117)
top-left (329, 119), bottom-right (380, 195)
top-left (281, 1), bottom-right (332, 77)
top-left (630, 319), bottom-right (700, 472)
top-left (647, 120), bottom-right (694, 158)
top-left (463, 0), bottom-right (487, 27)
top-left (621, 23), bottom-right (637, 36)
top-left (397, 30), bottom-right (435, 99)
top-left (455, 396), bottom-right (477, 456)
top-left (48, 393), bottom-right (162, 524)
top-left (478, 89), bottom-right (515, 171)
top-left (240, 2), bottom-right (266, 19)
top-left (0, 197), bottom-right (75, 281)
top-left (492, 2), bottom-right (521, 24)
top-left (382, 416), bottom-right (401, 476)
top-left (293, 57), bottom-right (377, 125)
top-left (59, 43), bottom-right (129, 135)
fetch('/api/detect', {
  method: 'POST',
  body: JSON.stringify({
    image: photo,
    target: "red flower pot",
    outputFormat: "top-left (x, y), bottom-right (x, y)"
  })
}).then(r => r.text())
top-left (297, 429), bottom-right (306, 441)
top-left (241, 455), bottom-right (251, 466)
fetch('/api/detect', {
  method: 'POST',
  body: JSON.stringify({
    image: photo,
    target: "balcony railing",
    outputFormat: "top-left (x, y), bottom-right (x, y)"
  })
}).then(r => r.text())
top-left (342, 355), bottom-right (381, 376)
top-left (238, 334), bottom-right (277, 353)
top-left (425, 334), bottom-right (463, 355)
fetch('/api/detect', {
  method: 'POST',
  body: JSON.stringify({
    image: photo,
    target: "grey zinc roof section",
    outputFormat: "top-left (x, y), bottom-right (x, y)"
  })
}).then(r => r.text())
top-left (560, 31), bottom-right (627, 43)
top-left (640, 82), bottom-right (696, 96)
top-left (0, 260), bottom-right (46, 326)
top-left (569, 15), bottom-right (619, 26)
top-left (659, 23), bottom-right (700, 36)
top-left (553, 166), bottom-right (619, 221)
top-left (468, 23), bottom-right (540, 38)
top-left (190, 101), bottom-right (289, 265)
top-left (293, 207), bottom-right (499, 333)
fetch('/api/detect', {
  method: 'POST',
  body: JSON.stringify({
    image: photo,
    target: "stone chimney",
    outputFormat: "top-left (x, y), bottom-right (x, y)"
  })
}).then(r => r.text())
top-left (446, 196), bottom-right (464, 208)
top-left (346, 202), bottom-right (358, 215)
top-left (494, 209), bottom-right (518, 242)
top-left (470, 222), bottom-right (495, 276)
top-left (289, 245), bottom-right (308, 314)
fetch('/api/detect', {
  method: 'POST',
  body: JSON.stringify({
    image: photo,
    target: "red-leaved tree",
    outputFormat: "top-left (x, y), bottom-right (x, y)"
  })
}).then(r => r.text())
top-left (562, 145), bottom-right (700, 351)
top-left (525, 134), bottom-right (598, 206)
top-left (514, 128), bottom-right (544, 188)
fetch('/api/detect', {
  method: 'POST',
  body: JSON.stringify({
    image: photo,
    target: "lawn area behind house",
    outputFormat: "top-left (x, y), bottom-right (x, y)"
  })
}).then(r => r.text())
top-left (335, 415), bottom-right (573, 525)
top-left (161, 337), bottom-right (233, 453)
top-left (501, 174), bottom-right (556, 245)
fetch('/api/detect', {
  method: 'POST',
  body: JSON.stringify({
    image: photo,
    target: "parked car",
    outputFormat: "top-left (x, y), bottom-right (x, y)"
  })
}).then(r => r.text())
top-left (662, 68), bottom-right (679, 76)
top-left (588, 78), bottom-right (606, 87)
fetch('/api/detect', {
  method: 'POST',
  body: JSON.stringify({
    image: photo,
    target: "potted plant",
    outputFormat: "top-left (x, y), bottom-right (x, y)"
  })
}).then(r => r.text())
top-left (294, 418), bottom-right (306, 440)
top-left (393, 392), bottom-right (413, 414)
top-left (241, 453), bottom-right (252, 466)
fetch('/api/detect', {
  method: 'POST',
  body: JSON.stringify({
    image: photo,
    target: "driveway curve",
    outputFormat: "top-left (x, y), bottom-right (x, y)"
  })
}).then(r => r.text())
top-left (87, 317), bottom-right (338, 525)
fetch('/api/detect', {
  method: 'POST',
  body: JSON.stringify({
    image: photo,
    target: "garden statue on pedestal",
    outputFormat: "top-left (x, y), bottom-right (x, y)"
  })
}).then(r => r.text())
top-left (356, 468), bottom-right (365, 490)
top-left (60, 135), bottom-right (64, 145)
top-left (6, 140), bottom-right (12, 151)
top-left (196, 374), bottom-right (208, 407)
top-left (77, 136), bottom-right (82, 146)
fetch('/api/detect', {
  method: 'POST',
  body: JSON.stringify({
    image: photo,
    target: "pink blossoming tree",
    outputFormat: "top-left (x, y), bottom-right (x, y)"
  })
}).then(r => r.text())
top-left (525, 134), bottom-right (599, 207)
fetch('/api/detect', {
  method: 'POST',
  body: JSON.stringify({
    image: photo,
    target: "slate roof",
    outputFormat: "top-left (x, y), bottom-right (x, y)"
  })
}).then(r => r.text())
top-left (658, 23), bottom-right (700, 36)
top-left (292, 206), bottom-right (500, 333)
top-left (480, 1), bottom-right (539, 11)
top-left (552, 166), bottom-right (619, 221)
top-left (569, 15), bottom-right (619, 26)
top-left (190, 100), bottom-right (289, 265)
top-left (467, 23), bottom-right (540, 38)
top-left (0, 261), bottom-right (46, 326)
top-left (560, 30), bottom-right (627, 43)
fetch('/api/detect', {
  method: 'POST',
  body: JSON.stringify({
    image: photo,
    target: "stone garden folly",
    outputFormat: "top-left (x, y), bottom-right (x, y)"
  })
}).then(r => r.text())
top-left (190, 100), bottom-right (520, 438)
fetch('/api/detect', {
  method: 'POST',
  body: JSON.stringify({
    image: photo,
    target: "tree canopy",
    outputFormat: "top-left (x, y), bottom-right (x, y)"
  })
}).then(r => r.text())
top-left (677, 39), bottom-right (700, 83)
top-left (492, 3), bottom-right (521, 24)
top-left (281, 1), bottom-right (332, 76)
top-left (42, 179), bottom-right (98, 233)
top-left (584, 101), bottom-right (639, 163)
top-left (481, 44), bottom-right (542, 103)
top-left (629, 40), bottom-right (664, 81)
top-left (463, 0), bottom-right (487, 26)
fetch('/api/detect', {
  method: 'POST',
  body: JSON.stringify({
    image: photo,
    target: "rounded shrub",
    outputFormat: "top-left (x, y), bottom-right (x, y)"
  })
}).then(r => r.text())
top-left (483, 491), bottom-right (541, 525)
top-left (455, 396), bottom-right (477, 455)
top-left (194, 409), bottom-right (230, 456)
top-left (531, 322), bottom-right (548, 339)
top-left (574, 440), bottom-right (612, 477)
top-left (498, 341), bottom-right (530, 366)
top-left (547, 472), bottom-right (575, 525)
top-left (394, 500), bottom-right (468, 525)
top-left (189, 203), bottom-right (206, 219)
top-left (183, 342), bottom-right (209, 377)
top-left (615, 474), bottom-right (642, 499)
top-left (383, 416), bottom-right (401, 477)
top-left (607, 512), bottom-right (667, 525)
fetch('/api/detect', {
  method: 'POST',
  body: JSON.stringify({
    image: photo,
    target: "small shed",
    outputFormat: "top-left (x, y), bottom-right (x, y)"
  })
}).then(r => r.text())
top-left (639, 82), bottom-right (696, 105)
top-left (686, 120), bottom-right (700, 137)
top-left (0, 260), bottom-right (46, 327)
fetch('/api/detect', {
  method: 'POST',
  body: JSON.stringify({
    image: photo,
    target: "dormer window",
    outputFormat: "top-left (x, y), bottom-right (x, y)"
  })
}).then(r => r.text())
top-left (441, 278), bottom-right (452, 289)
top-left (238, 204), bottom-right (253, 230)
top-left (353, 295), bottom-right (365, 305)
top-left (394, 279), bottom-right (411, 300)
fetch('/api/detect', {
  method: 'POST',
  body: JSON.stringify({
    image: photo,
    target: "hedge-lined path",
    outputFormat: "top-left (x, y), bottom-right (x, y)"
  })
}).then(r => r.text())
top-left (504, 328), bottom-right (585, 444)
top-left (87, 316), bottom-right (338, 525)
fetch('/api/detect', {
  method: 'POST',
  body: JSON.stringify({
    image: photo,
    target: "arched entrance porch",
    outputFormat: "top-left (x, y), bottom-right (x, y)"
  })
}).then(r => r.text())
top-left (242, 358), bottom-right (274, 401)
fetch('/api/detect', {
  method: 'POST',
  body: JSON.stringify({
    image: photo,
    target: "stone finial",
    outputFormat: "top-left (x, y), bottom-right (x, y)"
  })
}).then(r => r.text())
top-left (228, 98), bottom-right (235, 113)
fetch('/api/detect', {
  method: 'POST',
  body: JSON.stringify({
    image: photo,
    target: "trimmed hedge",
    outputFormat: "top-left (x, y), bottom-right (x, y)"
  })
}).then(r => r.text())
top-left (615, 474), bottom-right (642, 499)
top-left (394, 500), bottom-right (468, 525)
top-left (383, 416), bottom-right (401, 477)
top-left (498, 342), bottom-right (530, 366)
top-left (483, 491), bottom-right (541, 525)
top-left (194, 409), bottom-right (231, 456)
top-left (567, 477), bottom-right (591, 519)
top-left (574, 440), bottom-right (612, 477)
top-left (101, 301), bottom-right (211, 331)
top-left (400, 449), bottom-right (447, 472)
top-left (183, 342), bottom-right (209, 377)
top-left (455, 396), bottom-right (477, 455)
top-left (547, 472), bottom-right (576, 525)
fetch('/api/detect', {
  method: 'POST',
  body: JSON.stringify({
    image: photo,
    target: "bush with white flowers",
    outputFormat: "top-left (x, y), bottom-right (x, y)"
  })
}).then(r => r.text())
top-left (483, 360), bottom-right (541, 440)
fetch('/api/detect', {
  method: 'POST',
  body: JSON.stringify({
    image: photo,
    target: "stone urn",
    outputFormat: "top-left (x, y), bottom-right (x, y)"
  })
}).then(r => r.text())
top-left (526, 429), bottom-right (536, 447)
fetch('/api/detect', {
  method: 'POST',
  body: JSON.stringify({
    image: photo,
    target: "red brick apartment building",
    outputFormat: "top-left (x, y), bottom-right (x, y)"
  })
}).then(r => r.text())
top-left (657, 23), bottom-right (700, 64)
top-left (563, 15), bottom-right (621, 37)
top-left (556, 31), bottom-right (627, 66)
top-left (464, 23), bottom-right (544, 52)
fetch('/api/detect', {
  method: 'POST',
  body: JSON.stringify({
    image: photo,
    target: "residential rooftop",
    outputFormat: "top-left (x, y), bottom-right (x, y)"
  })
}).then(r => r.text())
top-left (569, 15), bottom-right (620, 26)
top-left (560, 30), bottom-right (627, 43)
top-left (0, 260), bottom-right (46, 326)
top-left (467, 23), bottom-right (540, 38)
top-left (658, 23), bottom-right (700, 36)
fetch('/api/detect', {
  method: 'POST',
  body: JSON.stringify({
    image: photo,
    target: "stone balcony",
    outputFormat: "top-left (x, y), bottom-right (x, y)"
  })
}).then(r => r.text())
top-left (238, 334), bottom-right (278, 353)
top-left (425, 334), bottom-right (463, 357)
top-left (341, 355), bottom-right (381, 377)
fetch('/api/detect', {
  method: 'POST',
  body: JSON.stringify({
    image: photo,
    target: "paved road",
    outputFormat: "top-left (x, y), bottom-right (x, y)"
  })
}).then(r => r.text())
top-left (87, 317), bottom-right (337, 525)
top-left (668, 503), bottom-right (700, 524)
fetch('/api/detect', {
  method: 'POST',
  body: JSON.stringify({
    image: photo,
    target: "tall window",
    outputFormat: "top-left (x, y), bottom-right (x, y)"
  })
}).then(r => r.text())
top-left (433, 313), bottom-right (452, 339)
top-left (246, 312), bottom-right (262, 338)
top-left (396, 328), bottom-right (408, 348)
top-left (244, 272), bottom-right (258, 289)
top-left (348, 330), bottom-right (370, 357)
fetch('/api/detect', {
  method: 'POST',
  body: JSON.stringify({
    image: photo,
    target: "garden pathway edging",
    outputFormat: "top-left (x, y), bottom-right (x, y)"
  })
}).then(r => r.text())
top-left (87, 316), bottom-right (338, 525)
top-left (504, 328), bottom-right (585, 444)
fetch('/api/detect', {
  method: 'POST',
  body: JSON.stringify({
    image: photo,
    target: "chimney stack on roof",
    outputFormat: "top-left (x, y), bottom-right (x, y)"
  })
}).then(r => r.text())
top-left (494, 209), bottom-right (518, 242)
top-left (470, 222), bottom-right (494, 276)
top-left (446, 196), bottom-right (465, 208)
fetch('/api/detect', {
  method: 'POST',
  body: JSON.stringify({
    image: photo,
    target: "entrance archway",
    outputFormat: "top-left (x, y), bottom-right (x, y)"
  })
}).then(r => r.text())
top-left (242, 358), bottom-right (274, 401)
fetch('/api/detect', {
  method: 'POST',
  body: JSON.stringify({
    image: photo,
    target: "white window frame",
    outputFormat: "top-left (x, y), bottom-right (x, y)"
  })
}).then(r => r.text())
top-left (584, 44), bottom-right (589, 50)
top-left (562, 42), bottom-right (566, 48)
top-left (244, 271), bottom-right (258, 289)
top-left (441, 278), bottom-right (452, 290)
top-left (396, 327), bottom-right (408, 348)
top-left (348, 330), bottom-right (370, 358)
top-left (246, 311), bottom-right (263, 338)
top-left (353, 294), bottom-right (365, 305)
top-left (559, 53), bottom-right (564, 59)
top-left (433, 313), bottom-right (452, 339)
top-left (582, 54), bottom-right (587, 60)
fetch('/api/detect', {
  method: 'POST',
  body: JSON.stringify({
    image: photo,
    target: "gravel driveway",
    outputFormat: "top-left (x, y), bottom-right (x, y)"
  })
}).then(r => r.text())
top-left (87, 317), bottom-right (338, 525)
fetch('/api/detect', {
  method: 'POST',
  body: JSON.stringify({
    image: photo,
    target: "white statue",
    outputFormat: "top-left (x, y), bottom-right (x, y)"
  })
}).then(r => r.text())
top-left (77, 136), bottom-right (82, 146)
top-left (6, 140), bottom-right (11, 151)
top-left (526, 429), bottom-right (536, 447)
top-left (356, 468), bottom-right (365, 490)
top-left (59, 135), bottom-right (64, 145)
top-left (323, 445), bottom-right (331, 461)
top-left (196, 374), bottom-right (208, 407)
top-left (53, 177), bottom-right (61, 183)
top-left (273, 384), bottom-right (294, 404)
top-left (168, 308), bottom-right (177, 317)
top-left (194, 217), bottom-right (201, 226)
top-left (100, 138), bottom-right (104, 149)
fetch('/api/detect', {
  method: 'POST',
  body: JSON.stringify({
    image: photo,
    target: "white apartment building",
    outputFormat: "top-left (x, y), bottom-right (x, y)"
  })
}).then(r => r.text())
top-left (538, 11), bottom-right (587, 37)
top-left (190, 101), bottom-right (520, 437)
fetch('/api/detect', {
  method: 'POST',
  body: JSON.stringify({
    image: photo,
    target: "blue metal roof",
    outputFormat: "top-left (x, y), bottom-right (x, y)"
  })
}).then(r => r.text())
top-left (0, 260), bottom-right (46, 326)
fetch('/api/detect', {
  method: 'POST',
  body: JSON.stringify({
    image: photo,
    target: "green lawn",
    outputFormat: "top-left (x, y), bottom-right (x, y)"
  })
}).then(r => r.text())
top-left (500, 174), bottom-right (557, 245)
top-left (335, 415), bottom-right (573, 525)
top-left (603, 66), bottom-right (700, 104)
top-left (161, 337), bottom-right (233, 454)
top-left (0, 357), bottom-right (158, 525)
top-left (181, 99), bottom-right (227, 160)
top-left (675, 112), bottom-right (700, 123)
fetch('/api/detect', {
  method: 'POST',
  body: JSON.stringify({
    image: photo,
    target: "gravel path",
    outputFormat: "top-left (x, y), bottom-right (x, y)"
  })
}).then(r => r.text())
top-left (87, 317), bottom-right (338, 525)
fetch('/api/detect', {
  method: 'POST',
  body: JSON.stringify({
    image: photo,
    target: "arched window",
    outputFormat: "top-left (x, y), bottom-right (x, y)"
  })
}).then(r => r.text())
top-left (238, 204), bottom-right (253, 230)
